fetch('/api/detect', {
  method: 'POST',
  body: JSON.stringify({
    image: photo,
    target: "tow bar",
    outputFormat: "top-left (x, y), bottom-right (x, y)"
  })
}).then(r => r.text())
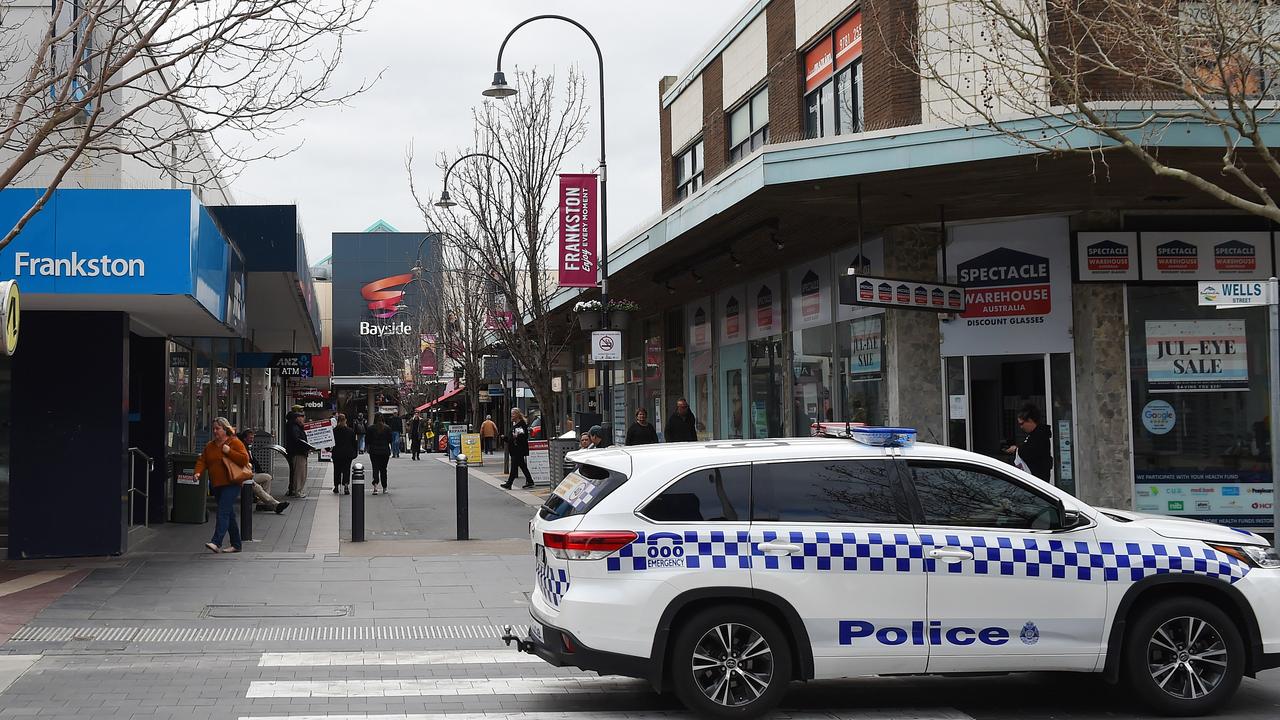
top-left (501, 625), bottom-right (537, 654)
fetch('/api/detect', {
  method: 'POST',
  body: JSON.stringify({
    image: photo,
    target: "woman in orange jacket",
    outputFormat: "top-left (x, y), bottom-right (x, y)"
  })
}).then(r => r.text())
top-left (197, 416), bottom-right (251, 554)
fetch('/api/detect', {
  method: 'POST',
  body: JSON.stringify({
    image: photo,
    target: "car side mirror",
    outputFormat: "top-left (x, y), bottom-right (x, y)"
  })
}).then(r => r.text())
top-left (1060, 509), bottom-right (1083, 531)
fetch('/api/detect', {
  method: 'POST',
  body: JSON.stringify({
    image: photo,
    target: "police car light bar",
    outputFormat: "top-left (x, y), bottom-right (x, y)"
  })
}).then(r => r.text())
top-left (850, 426), bottom-right (917, 448)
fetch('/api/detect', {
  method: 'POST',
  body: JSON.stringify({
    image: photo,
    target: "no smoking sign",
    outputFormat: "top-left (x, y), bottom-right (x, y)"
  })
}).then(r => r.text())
top-left (591, 330), bottom-right (622, 361)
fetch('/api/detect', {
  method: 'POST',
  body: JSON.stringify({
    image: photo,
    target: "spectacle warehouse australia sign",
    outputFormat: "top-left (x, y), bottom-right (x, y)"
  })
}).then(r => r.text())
top-left (1076, 231), bottom-right (1274, 281)
top-left (558, 174), bottom-right (598, 288)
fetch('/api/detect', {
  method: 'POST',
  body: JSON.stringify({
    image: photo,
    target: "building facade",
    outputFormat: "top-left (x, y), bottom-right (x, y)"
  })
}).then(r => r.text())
top-left (549, 0), bottom-right (1278, 530)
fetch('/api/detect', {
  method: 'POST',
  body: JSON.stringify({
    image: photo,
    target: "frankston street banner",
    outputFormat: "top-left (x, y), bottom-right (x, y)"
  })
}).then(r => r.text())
top-left (558, 173), bottom-right (598, 288)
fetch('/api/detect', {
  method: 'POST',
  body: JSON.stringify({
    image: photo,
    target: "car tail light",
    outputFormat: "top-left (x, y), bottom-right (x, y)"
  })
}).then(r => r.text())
top-left (543, 530), bottom-right (637, 560)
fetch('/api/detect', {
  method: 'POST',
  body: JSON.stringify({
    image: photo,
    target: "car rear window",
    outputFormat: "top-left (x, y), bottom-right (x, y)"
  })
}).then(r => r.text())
top-left (539, 465), bottom-right (628, 520)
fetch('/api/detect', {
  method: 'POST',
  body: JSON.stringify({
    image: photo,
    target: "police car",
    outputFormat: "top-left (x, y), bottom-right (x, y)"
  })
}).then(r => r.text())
top-left (506, 428), bottom-right (1280, 718)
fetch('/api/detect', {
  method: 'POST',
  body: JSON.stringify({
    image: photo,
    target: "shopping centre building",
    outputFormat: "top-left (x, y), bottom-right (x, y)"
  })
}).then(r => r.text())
top-left (548, 0), bottom-right (1278, 528)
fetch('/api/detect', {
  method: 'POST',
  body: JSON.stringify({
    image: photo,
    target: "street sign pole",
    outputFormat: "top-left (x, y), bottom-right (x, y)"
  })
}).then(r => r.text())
top-left (1270, 277), bottom-right (1279, 547)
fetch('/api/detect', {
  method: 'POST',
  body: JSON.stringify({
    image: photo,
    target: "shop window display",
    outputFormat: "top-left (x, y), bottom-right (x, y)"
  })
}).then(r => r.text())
top-left (1126, 286), bottom-right (1272, 527)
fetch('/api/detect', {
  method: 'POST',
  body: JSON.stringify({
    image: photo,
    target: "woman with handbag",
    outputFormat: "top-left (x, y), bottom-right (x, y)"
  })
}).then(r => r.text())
top-left (197, 416), bottom-right (252, 554)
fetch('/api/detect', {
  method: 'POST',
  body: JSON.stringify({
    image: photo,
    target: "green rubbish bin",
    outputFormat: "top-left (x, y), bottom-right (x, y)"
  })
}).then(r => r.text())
top-left (170, 452), bottom-right (208, 523)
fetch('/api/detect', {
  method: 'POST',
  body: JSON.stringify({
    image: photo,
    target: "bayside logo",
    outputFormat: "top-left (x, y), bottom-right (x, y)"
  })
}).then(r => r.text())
top-left (359, 321), bottom-right (411, 336)
top-left (1155, 240), bottom-right (1198, 273)
top-left (1214, 240), bottom-right (1257, 273)
top-left (361, 273), bottom-right (414, 320)
top-left (1086, 239), bottom-right (1130, 273)
top-left (14, 251), bottom-right (145, 277)
top-left (957, 247), bottom-right (1050, 325)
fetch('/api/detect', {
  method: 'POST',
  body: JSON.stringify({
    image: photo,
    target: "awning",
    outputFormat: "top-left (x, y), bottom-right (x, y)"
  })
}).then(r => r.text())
top-left (416, 386), bottom-right (465, 412)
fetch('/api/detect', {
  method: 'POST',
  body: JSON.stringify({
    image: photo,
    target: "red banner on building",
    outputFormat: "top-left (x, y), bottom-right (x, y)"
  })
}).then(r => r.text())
top-left (558, 174), bottom-right (599, 288)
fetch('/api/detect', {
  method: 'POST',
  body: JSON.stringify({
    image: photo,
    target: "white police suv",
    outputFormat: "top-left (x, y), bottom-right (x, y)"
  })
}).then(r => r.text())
top-left (507, 428), bottom-right (1280, 718)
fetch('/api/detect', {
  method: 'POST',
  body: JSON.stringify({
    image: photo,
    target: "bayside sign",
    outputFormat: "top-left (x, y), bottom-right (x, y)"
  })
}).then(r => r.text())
top-left (558, 174), bottom-right (598, 288)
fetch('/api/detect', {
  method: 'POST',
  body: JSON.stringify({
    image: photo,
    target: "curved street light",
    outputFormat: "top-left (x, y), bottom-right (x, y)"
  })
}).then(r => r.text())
top-left (486, 14), bottom-right (612, 431)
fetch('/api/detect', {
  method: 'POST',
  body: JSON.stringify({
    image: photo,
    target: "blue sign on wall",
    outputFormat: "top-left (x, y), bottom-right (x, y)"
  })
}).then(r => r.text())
top-left (0, 190), bottom-right (238, 326)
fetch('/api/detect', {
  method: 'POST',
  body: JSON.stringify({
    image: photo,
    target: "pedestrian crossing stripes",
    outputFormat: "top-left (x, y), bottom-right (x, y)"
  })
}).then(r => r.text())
top-left (239, 712), bottom-right (975, 720)
top-left (8, 623), bottom-right (528, 643)
top-left (245, 677), bottom-right (651, 698)
top-left (259, 650), bottom-right (544, 666)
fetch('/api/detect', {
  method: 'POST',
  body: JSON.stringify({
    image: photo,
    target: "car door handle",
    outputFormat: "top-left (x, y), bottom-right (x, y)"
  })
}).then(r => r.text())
top-left (758, 541), bottom-right (803, 556)
top-left (927, 547), bottom-right (974, 562)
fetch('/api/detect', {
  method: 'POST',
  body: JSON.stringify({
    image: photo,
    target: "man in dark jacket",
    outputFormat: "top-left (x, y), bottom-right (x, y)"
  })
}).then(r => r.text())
top-left (388, 413), bottom-right (404, 458)
top-left (625, 408), bottom-right (659, 446)
top-left (665, 398), bottom-right (698, 443)
top-left (1005, 404), bottom-right (1053, 482)
top-left (331, 414), bottom-right (359, 495)
top-left (408, 412), bottom-right (424, 461)
top-left (284, 411), bottom-right (314, 497)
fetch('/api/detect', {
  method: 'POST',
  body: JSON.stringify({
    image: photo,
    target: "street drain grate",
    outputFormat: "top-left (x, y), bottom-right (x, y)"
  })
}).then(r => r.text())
top-left (9, 624), bottom-right (528, 643)
top-left (200, 604), bottom-right (351, 618)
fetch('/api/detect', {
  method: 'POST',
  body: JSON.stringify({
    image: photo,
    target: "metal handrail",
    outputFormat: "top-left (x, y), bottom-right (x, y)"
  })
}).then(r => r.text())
top-left (127, 447), bottom-right (155, 529)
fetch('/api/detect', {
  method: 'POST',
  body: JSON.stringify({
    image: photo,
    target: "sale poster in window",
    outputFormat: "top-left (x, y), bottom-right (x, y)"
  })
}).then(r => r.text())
top-left (1145, 320), bottom-right (1248, 392)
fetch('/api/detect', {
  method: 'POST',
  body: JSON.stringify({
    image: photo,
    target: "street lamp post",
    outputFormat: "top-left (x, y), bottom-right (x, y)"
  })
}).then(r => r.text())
top-left (485, 14), bottom-right (611, 433)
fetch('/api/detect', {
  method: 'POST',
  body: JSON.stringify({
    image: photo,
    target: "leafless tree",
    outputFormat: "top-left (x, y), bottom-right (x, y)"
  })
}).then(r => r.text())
top-left (408, 68), bottom-right (589, 418)
top-left (0, 0), bottom-right (374, 249)
top-left (910, 0), bottom-right (1280, 221)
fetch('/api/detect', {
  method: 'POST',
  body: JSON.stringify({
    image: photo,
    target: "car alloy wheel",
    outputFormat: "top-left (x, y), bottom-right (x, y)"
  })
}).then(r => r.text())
top-left (1146, 616), bottom-right (1229, 700)
top-left (690, 622), bottom-right (775, 707)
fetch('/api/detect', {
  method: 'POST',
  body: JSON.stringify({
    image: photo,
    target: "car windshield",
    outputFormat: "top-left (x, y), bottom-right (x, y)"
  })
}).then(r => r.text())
top-left (540, 464), bottom-right (628, 520)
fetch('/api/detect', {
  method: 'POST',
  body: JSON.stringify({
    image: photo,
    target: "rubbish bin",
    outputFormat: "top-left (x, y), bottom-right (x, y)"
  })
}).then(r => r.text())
top-left (170, 452), bottom-right (208, 523)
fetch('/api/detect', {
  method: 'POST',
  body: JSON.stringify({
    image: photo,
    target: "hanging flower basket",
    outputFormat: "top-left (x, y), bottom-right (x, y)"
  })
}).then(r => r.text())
top-left (608, 310), bottom-right (630, 329)
top-left (578, 313), bottom-right (602, 331)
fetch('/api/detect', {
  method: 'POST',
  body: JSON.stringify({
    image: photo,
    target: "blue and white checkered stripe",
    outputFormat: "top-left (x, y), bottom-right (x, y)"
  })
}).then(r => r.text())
top-left (605, 530), bottom-right (1249, 585)
top-left (535, 561), bottom-right (569, 607)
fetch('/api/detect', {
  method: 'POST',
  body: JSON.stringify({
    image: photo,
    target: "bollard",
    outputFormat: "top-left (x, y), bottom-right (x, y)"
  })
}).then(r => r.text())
top-left (239, 479), bottom-right (254, 543)
top-left (351, 462), bottom-right (365, 542)
top-left (456, 457), bottom-right (469, 541)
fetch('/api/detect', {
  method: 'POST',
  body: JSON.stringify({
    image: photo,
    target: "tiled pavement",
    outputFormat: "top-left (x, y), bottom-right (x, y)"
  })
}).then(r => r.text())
top-left (2, 459), bottom-right (1279, 719)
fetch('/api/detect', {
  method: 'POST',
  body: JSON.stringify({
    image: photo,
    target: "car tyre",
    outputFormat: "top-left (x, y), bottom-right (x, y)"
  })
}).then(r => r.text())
top-left (670, 605), bottom-right (792, 719)
top-left (1123, 596), bottom-right (1245, 716)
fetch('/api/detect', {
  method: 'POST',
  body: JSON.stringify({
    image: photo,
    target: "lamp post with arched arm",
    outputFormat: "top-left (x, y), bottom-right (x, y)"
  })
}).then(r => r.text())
top-left (484, 14), bottom-right (612, 433)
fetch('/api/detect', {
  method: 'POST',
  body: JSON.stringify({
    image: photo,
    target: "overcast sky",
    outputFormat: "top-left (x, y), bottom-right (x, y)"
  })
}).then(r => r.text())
top-left (232, 1), bottom-right (737, 264)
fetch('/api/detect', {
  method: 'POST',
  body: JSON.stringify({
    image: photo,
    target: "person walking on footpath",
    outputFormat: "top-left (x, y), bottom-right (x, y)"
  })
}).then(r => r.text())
top-left (198, 417), bottom-right (251, 554)
top-left (502, 407), bottom-right (534, 490)
top-left (388, 413), bottom-right (404, 458)
top-left (587, 425), bottom-right (613, 448)
top-left (1004, 404), bottom-right (1053, 482)
top-left (236, 429), bottom-right (288, 514)
top-left (284, 410), bottom-right (314, 497)
top-left (625, 408), bottom-right (659, 446)
top-left (409, 411), bottom-right (424, 461)
top-left (366, 414), bottom-right (394, 495)
top-left (354, 412), bottom-right (368, 454)
top-left (480, 414), bottom-right (498, 455)
top-left (665, 398), bottom-right (699, 442)
top-left (331, 413), bottom-right (358, 495)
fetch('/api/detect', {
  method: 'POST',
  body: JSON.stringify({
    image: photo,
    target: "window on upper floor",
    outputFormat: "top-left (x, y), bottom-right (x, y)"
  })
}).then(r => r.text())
top-left (729, 86), bottom-right (770, 164)
top-left (804, 11), bottom-right (863, 140)
top-left (674, 139), bottom-right (704, 202)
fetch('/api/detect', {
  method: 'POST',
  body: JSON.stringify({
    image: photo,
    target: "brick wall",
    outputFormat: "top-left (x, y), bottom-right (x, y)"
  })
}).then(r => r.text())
top-left (702, 56), bottom-right (727, 184)
top-left (1046, 1), bottom-right (1164, 104)
top-left (766, 0), bottom-right (804, 144)
top-left (659, 76), bottom-right (676, 212)
top-left (863, 0), bottom-right (921, 131)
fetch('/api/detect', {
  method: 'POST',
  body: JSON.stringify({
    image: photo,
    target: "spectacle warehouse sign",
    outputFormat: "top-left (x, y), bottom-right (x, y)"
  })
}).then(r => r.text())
top-left (837, 274), bottom-right (965, 313)
top-left (558, 173), bottom-right (598, 288)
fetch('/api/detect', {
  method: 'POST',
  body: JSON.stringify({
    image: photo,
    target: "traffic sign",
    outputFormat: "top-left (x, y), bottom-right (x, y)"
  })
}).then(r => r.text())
top-left (591, 330), bottom-right (622, 361)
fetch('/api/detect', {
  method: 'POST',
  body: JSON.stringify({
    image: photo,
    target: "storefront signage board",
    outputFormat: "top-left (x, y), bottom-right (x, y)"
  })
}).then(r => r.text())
top-left (461, 433), bottom-right (482, 465)
top-left (1145, 319), bottom-right (1248, 392)
top-left (789, 261), bottom-right (832, 330)
top-left (557, 174), bottom-right (598, 288)
top-left (1141, 232), bottom-right (1273, 281)
top-left (303, 420), bottom-right (336, 449)
top-left (747, 275), bottom-right (782, 340)
top-left (1076, 232), bottom-right (1140, 281)
top-left (942, 217), bottom-right (1074, 357)
top-left (838, 274), bottom-right (965, 313)
top-left (687, 297), bottom-right (713, 352)
top-left (718, 285), bottom-right (746, 346)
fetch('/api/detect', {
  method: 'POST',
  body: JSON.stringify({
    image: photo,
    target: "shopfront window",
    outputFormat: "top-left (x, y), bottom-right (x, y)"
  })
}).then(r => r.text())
top-left (839, 315), bottom-right (885, 425)
top-left (721, 343), bottom-right (747, 439)
top-left (792, 325), bottom-right (834, 435)
top-left (167, 341), bottom-right (192, 452)
top-left (690, 350), bottom-right (713, 441)
top-left (749, 337), bottom-right (784, 438)
top-left (804, 13), bottom-right (863, 140)
top-left (193, 339), bottom-right (212, 448)
top-left (1127, 286), bottom-right (1272, 527)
